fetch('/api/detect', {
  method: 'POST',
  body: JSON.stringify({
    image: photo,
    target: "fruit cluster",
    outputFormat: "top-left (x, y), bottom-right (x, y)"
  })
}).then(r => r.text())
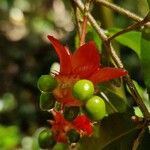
top-left (37, 35), bottom-right (127, 149)
top-left (37, 74), bottom-right (106, 149)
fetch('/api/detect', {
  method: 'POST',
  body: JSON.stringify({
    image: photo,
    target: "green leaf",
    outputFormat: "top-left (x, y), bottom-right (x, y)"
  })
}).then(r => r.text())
top-left (134, 107), bottom-right (144, 118)
top-left (106, 91), bottom-right (127, 113)
top-left (86, 26), bottom-right (102, 51)
top-left (138, 128), bottom-right (150, 150)
top-left (141, 27), bottom-right (150, 97)
top-left (79, 113), bottom-right (140, 150)
top-left (108, 28), bottom-right (141, 57)
top-left (99, 86), bottom-right (131, 114)
top-left (147, 0), bottom-right (150, 8)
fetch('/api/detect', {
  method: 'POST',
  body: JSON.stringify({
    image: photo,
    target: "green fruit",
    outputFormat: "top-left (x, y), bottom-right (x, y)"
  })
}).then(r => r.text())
top-left (67, 129), bottom-right (80, 143)
top-left (38, 128), bottom-right (56, 149)
top-left (73, 79), bottom-right (94, 101)
top-left (85, 96), bottom-right (106, 121)
top-left (40, 93), bottom-right (55, 111)
top-left (37, 75), bottom-right (57, 92)
top-left (64, 106), bottom-right (80, 121)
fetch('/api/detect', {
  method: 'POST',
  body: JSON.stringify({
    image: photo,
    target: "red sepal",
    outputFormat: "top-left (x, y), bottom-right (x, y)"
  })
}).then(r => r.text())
top-left (73, 115), bottom-right (93, 135)
top-left (47, 36), bottom-right (72, 75)
top-left (51, 111), bottom-right (69, 143)
top-left (89, 67), bottom-right (128, 84)
top-left (72, 42), bottom-right (100, 78)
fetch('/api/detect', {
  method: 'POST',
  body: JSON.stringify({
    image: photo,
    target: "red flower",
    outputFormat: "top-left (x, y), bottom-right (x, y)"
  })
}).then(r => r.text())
top-left (45, 36), bottom-right (128, 143)
top-left (47, 36), bottom-right (127, 84)
top-left (47, 36), bottom-right (127, 106)
top-left (73, 115), bottom-right (93, 135)
top-left (50, 111), bottom-right (72, 143)
top-left (50, 110), bottom-right (93, 143)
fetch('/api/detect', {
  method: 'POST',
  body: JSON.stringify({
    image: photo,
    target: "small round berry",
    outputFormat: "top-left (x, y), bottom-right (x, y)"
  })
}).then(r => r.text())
top-left (38, 128), bottom-right (56, 149)
top-left (64, 106), bottom-right (80, 121)
top-left (73, 79), bottom-right (94, 101)
top-left (37, 75), bottom-right (57, 92)
top-left (40, 93), bottom-right (55, 111)
top-left (67, 129), bottom-right (80, 143)
top-left (85, 96), bottom-right (106, 121)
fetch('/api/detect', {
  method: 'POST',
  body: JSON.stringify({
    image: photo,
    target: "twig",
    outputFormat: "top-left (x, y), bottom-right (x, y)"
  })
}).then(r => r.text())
top-left (74, 0), bottom-right (150, 120)
top-left (108, 12), bottom-right (150, 41)
top-left (75, 7), bottom-right (82, 39)
top-left (74, 0), bottom-right (107, 41)
top-left (71, 1), bottom-right (82, 39)
top-left (132, 121), bottom-right (147, 150)
top-left (80, 16), bottom-right (88, 46)
top-left (80, 0), bottom-right (93, 46)
top-left (95, 0), bottom-right (150, 27)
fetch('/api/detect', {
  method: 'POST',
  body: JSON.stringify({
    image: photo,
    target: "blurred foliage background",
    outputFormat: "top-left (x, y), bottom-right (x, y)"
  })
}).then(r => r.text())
top-left (0, 0), bottom-right (149, 149)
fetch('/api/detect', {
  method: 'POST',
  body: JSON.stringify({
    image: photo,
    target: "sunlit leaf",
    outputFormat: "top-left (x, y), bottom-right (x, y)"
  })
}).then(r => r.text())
top-left (134, 107), bottom-right (143, 117)
top-left (108, 28), bottom-right (141, 58)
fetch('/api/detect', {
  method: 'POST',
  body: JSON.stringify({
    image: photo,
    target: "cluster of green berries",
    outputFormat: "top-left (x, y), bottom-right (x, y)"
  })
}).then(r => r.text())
top-left (38, 75), bottom-right (57, 110)
top-left (37, 75), bottom-right (106, 148)
top-left (73, 79), bottom-right (106, 121)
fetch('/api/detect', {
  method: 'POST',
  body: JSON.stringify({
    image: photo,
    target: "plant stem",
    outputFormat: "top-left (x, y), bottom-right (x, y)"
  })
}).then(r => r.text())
top-left (95, 0), bottom-right (150, 27)
top-left (71, 1), bottom-right (82, 42)
top-left (80, 16), bottom-right (88, 46)
top-left (132, 121), bottom-right (147, 150)
top-left (80, 0), bottom-right (92, 46)
top-left (108, 23), bottom-right (141, 42)
top-left (74, 0), bottom-right (108, 41)
top-left (108, 12), bottom-right (150, 41)
top-left (74, 0), bottom-right (150, 120)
